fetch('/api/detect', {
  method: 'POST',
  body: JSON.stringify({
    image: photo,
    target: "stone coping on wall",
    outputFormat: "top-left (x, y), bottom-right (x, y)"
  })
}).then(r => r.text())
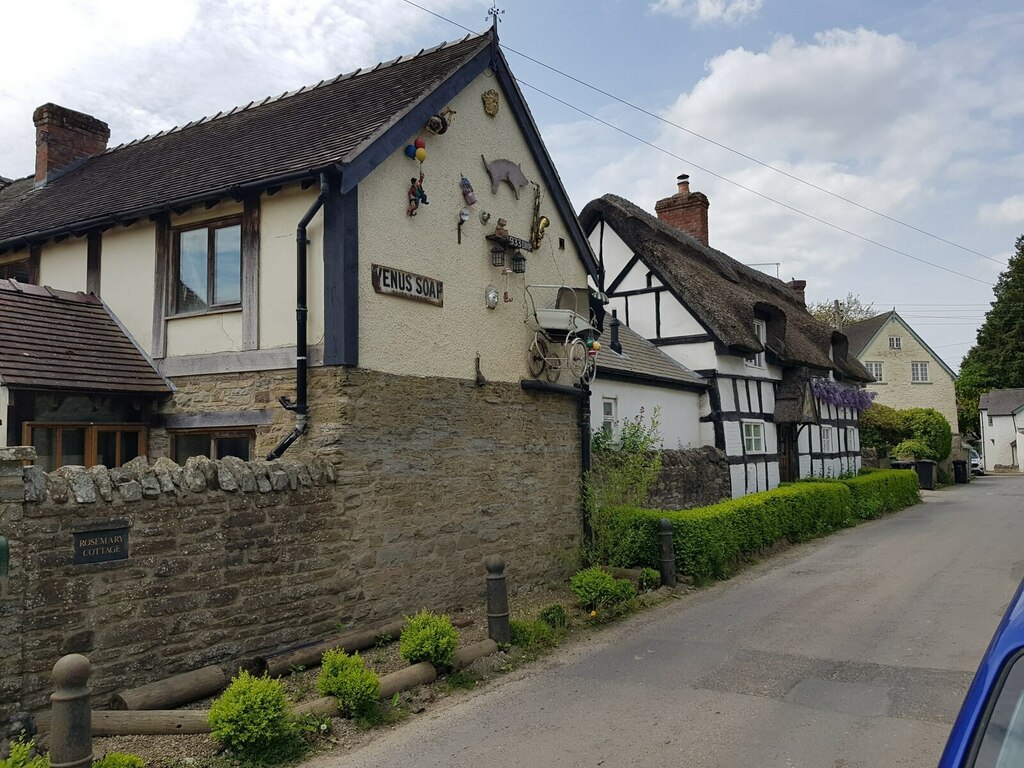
top-left (15, 454), bottom-right (337, 505)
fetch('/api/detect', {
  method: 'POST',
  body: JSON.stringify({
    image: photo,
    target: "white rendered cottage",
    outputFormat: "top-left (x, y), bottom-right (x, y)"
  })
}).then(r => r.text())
top-left (580, 178), bottom-right (874, 497)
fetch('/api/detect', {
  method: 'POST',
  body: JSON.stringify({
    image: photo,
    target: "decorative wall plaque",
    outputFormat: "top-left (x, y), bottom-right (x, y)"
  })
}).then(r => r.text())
top-left (371, 264), bottom-right (444, 307)
top-left (73, 527), bottom-right (129, 565)
top-left (482, 89), bottom-right (499, 117)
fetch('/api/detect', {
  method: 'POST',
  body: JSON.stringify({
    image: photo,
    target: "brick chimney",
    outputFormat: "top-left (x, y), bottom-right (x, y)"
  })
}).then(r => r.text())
top-left (786, 279), bottom-right (807, 306)
top-left (655, 174), bottom-right (710, 245)
top-left (33, 103), bottom-right (109, 185)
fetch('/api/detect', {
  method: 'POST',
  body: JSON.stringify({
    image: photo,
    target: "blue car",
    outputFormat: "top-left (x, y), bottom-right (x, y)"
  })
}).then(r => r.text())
top-left (940, 579), bottom-right (1024, 766)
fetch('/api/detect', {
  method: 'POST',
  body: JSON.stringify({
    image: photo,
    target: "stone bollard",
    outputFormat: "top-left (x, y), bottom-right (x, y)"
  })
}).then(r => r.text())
top-left (484, 555), bottom-right (510, 645)
top-left (658, 518), bottom-right (677, 587)
top-left (49, 655), bottom-right (92, 768)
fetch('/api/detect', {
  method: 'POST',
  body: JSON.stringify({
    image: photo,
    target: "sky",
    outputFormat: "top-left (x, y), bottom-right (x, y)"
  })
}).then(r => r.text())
top-left (2, 0), bottom-right (1022, 371)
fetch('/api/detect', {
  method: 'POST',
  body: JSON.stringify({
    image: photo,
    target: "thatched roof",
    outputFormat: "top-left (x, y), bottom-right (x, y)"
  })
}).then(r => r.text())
top-left (580, 194), bottom-right (872, 383)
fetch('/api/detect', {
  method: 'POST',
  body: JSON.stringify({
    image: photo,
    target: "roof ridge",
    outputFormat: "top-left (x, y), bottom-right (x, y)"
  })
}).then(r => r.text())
top-left (100, 32), bottom-right (482, 157)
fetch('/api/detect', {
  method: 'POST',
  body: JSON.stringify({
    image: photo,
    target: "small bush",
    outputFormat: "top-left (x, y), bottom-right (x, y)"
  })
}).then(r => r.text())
top-left (92, 755), bottom-right (145, 768)
top-left (637, 568), bottom-right (661, 593)
top-left (904, 408), bottom-right (953, 462)
top-left (1, 737), bottom-right (49, 768)
top-left (538, 604), bottom-right (568, 629)
top-left (509, 619), bottom-right (556, 649)
top-left (893, 438), bottom-right (934, 460)
top-left (399, 610), bottom-right (458, 668)
top-left (208, 671), bottom-right (295, 757)
top-left (570, 567), bottom-right (636, 610)
top-left (317, 649), bottom-right (380, 718)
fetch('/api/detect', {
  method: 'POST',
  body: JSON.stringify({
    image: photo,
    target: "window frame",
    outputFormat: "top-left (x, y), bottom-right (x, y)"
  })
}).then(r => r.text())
top-left (965, 649), bottom-right (1024, 767)
top-left (601, 397), bottom-right (618, 438)
top-left (22, 422), bottom-right (147, 470)
top-left (170, 429), bottom-right (255, 462)
top-left (742, 420), bottom-right (765, 454)
top-left (821, 425), bottom-right (834, 453)
top-left (745, 319), bottom-right (767, 368)
top-left (846, 426), bottom-right (857, 452)
top-left (170, 215), bottom-right (244, 317)
top-left (889, 336), bottom-right (902, 349)
top-left (911, 361), bottom-right (930, 383)
top-left (865, 361), bottom-right (883, 382)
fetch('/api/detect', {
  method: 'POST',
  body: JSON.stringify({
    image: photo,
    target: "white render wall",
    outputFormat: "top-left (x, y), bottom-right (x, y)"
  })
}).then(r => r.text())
top-left (357, 70), bottom-right (588, 384)
top-left (979, 411), bottom-right (1020, 470)
top-left (589, 377), bottom-right (704, 450)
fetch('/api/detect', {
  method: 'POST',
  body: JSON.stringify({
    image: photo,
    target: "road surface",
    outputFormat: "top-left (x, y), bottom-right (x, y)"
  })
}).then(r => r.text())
top-left (312, 475), bottom-right (1024, 768)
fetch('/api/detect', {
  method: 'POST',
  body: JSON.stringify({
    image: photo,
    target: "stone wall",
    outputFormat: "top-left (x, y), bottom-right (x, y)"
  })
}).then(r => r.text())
top-left (646, 446), bottom-right (731, 509)
top-left (1, 371), bottom-right (583, 715)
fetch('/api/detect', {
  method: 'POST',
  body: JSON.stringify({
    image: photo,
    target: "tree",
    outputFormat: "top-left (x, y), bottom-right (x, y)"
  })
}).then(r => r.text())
top-left (807, 293), bottom-right (876, 328)
top-left (955, 234), bottom-right (1024, 435)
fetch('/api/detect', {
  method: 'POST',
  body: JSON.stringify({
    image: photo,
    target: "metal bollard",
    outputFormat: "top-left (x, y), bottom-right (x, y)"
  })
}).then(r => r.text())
top-left (658, 518), bottom-right (677, 587)
top-left (484, 555), bottom-right (510, 645)
top-left (49, 655), bottom-right (92, 768)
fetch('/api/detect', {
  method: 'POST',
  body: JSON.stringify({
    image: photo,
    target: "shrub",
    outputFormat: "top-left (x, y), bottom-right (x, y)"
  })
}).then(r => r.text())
top-left (509, 619), bottom-right (556, 649)
top-left (1, 737), bottom-right (49, 768)
top-left (537, 604), bottom-right (568, 629)
top-left (92, 755), bottom-right (145, 768)
top-left (859, 404), bottom-right (907, 453)
top-left (588, 407), bottom-right (663, 510)
top-left (569, 567), bottom-right (636, 610)
top-left (208, 671), bottom-right (295, 756)
top-left (594, 472), bottom-right (920, 581)
top-left (637, 567), bottom-right (661, 593)
top-left (893, 438), bottom-right (934, 460)
top-left (317, 649), bottom-right (380, 718)
top-left (903, 408), bottom-right (953, 462)
top-left (399, 610), bottom-right (458, 668)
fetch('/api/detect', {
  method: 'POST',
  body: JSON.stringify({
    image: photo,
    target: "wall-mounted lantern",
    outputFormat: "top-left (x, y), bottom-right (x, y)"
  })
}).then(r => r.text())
top-left (490, 244), bottom-right (506, 267)
top-left (510, 251), bottom-right (527, 274)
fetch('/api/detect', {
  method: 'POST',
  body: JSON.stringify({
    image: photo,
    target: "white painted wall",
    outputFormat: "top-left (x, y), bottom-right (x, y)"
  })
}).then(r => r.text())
top-left (258, 185), bottom-right (325, 351)
top-left (659, 299), bottom-right (707, 336)
top-left (101, 223), bottom-right (156, 353)
top-left (357, 70), bottom-right (588, 383)
top-left (659, 341), bottom-right (717, 372)
top-left (39, 236), bottom-right (88, 292)
top-left (590, 225), bottom-right (634, 288)
top-left (589, 378), bottom-right (703, 449)
top-left (980, 410), bottom-right (1020, 470)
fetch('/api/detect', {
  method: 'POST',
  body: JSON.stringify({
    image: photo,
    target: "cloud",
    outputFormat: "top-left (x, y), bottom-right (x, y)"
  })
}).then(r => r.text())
top-left (0, 0), bottom-right (483, 178)
top-left (563, 19), bottom-right (1023, 289)
top-left (979, 195), bottom-right (1024, 225)
top-left (649, 0), bottom-right (764, 26)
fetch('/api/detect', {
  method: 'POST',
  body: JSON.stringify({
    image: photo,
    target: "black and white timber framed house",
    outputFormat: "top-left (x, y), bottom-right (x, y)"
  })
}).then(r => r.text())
top-left (580, 178), bottom-right (874, 497)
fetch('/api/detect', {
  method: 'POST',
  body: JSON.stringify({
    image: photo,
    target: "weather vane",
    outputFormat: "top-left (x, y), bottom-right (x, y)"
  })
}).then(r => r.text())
top-left (486, 4), bottom-right (504, 26)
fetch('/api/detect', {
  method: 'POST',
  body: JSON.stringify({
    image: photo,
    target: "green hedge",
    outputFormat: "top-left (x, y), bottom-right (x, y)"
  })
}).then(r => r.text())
top-left (593, 470), bottom-right (919, 581)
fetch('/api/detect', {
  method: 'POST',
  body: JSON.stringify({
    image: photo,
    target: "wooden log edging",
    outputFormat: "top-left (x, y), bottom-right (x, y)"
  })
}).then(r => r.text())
top-left (111, 666), bottom-right (226, 711)
top-left (37, 637), bottom-right (500, 736)
top-left (255, 618), bottom-right (474, 677)
top-left (37, 709), bottom-right (212, 736)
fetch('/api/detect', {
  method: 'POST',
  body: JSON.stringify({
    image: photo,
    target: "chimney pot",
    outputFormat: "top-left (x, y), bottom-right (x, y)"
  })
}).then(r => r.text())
top-left (655, 173), bottom-right (710, 245)
top-left (610, 310), bottom-right (622, 354)
top-left (33, 103), bottom-right (109, 185)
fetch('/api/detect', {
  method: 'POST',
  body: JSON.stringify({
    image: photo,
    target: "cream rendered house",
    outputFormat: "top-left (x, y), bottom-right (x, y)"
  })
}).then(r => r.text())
top-left (0, 30), bottom-right (599, 522)
top-left (843, 311), bottom-right (958, 433)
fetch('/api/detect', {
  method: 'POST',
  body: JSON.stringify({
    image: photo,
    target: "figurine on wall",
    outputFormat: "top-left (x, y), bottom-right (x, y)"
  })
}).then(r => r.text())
top-left (426, 107), bottom-right (456, 135)
top-left (482, 156), bottom-right (530, 200)
top-left (461, 175), bottom-right (478, 206)
top-left (494, 217), bottom-right (508, 239)
top-left (407, 172), bottom-right (428, 216)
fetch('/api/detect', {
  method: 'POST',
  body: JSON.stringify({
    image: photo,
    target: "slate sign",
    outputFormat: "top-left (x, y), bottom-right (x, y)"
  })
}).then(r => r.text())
top-left (73, 527), bottom-right (130, 565)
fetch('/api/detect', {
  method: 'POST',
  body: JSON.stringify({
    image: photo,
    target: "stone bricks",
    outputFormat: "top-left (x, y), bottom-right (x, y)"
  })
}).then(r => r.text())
top-left (2, 370), bottom-right (581, 716)
top-left (646, 446), bottom-right (732, 509)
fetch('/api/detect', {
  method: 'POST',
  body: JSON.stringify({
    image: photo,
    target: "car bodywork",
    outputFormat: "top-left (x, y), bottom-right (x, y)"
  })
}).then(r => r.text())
top-left (939, 579), bottom-right (1024, 766)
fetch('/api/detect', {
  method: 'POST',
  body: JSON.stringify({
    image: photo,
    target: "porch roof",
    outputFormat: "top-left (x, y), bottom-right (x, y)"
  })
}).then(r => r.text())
top-left (0, 279), bottom-right (170, 395)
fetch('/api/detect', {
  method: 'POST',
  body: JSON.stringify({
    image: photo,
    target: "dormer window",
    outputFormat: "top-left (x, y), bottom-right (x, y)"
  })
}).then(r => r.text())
top-left (745, 319), bottom-right (766, 368)
top-left (889, 336), bottom-right (901, 350)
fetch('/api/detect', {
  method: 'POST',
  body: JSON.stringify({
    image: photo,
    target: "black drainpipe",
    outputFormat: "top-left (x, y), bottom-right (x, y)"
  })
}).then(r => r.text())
top-left (266, 173), bottom-right (330, 460)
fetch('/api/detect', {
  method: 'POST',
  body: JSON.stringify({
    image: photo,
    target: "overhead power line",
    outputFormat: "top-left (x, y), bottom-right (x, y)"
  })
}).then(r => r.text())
top-left (397, 0), bottom-right (995, 286)
top-left (397, 0), bottom-right (1005, 269)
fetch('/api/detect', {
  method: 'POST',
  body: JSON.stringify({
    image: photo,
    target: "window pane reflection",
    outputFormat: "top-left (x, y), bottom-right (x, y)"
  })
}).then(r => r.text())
top-left (61, 428), bottom-right (86, 466)
top-left (214, 225), bottom-right (241, 305)
top-left (177, 229), bottom-right (208, 313)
